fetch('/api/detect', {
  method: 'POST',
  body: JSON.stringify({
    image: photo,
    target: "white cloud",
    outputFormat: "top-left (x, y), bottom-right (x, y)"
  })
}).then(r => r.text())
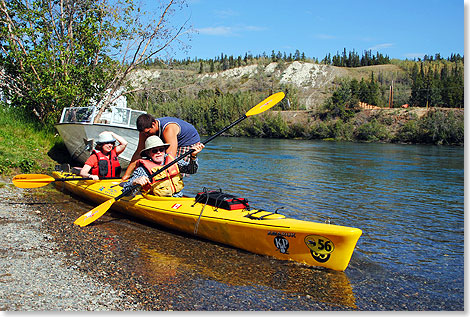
top-left (197, 26), bottom-right (234, 36)
top-left (196, 25), bottom-right (266, 36)
top-left (368, 43), bottom-right (394, 51)
top-left (214, 9), bottom-right (239, 18)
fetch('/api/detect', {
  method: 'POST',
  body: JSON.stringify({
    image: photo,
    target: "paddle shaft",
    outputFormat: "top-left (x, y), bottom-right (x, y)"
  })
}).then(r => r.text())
top-left (115, 114), bottom-right (249, 201)
top-left (202, 114), bottom-right (247, 144)
top-left (55, 177), bottom-right (93, 182)
top-left (12, 174), bottom-right (122, 189)
top-left (74, 92), bottom-right (285, 227)
top-left (54, 177), bottom-right (121, 182)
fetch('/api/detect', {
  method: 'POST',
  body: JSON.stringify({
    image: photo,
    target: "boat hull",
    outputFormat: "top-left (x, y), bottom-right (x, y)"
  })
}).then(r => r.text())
top-left (55, 123), bottom-right (139, 168)
top-left (52, 171), bottom-right (362, 271)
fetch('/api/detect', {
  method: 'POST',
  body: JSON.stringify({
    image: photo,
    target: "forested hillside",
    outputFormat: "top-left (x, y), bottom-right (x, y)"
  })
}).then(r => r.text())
top-left (123, 50), bottom-right (464, 146)
top-left (129, 50), bottom-right (463, 111)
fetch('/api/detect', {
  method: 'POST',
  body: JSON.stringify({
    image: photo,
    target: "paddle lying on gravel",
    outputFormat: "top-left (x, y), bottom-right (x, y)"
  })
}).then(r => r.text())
top-left (73, 91), bottom-right (285, 227)
top-left (12, 174), bottom-right (120, 189)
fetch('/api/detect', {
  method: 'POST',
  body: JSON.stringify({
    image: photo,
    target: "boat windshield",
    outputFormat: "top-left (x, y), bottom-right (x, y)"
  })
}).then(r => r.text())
top-left (59, 106), bottom-right (146, 128)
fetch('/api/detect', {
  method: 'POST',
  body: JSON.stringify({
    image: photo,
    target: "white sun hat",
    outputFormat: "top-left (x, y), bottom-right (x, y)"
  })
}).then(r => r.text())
top-left (96, 132), bottom-right (116, 144)
top-left (140, 135), bottom-right (170, 156)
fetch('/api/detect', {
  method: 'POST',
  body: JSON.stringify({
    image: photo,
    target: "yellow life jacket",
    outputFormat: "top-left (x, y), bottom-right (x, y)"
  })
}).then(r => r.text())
top-left (136, 155), bottom-right (184, 197)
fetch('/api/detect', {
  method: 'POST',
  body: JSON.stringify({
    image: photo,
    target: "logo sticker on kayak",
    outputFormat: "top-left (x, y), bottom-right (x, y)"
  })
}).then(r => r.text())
top-left (304, 235), bottom-right (335, 263)
top-left (171, 203), bottom-right (182, 210)
top-left (274, 236), bottom-right (289, 254)
top-left (100, 187), bottom-right (118, 195)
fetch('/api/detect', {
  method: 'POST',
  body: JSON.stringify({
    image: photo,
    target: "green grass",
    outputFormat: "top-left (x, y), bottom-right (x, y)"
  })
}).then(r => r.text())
top-left (0, 107), bottom-right (68, 175)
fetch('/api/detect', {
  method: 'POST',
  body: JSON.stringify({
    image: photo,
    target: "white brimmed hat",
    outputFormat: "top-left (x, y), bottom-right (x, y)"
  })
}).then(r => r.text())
top-left (96, 132), bottom-right (116, 144)
top-left (140, 135), bottom-right (170, 156)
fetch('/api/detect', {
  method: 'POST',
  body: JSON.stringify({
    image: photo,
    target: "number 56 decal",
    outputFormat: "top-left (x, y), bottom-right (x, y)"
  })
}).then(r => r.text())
top-left (304, 235), bottom-right (335, 263)
top-left (304, 235), bottom-right (335, 255)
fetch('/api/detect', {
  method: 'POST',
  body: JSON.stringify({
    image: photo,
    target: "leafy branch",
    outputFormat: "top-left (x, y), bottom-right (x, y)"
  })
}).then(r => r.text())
top-left (0, 0), bottom-right (191, 126)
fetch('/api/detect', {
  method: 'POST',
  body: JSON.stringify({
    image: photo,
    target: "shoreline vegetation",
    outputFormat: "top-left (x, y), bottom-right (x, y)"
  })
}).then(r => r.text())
top-left (0, 53), bottom-right (465, 177)
top-left (0, 0), bottom-right (463, 177)
top-left (125, 89), bottom-right (464, 145)
top-left (0, 100), bottom-right (464, 178)
top-left (0, 55), bottom-right (464, 178)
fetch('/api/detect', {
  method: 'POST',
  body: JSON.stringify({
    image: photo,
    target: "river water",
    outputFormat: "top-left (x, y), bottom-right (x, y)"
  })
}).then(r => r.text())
top-left (43, 137), bottom-right (464, 310)
top-left (182, 137), bottom-right (464, 310)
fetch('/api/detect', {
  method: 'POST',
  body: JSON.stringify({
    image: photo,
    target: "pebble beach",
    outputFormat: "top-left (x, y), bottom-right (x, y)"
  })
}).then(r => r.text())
top-left (0, 182), bottom-right (340, 312)
top-left (0, 184), bottom-right (141, 310)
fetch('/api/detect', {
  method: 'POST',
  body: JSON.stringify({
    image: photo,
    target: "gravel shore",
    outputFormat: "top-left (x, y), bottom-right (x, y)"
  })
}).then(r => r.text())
top-left (0, 180), bottom-right (357, 311)
top-left (0, 183), bottom-right (141, 311)
top-left (4, 177), bottom-right (459, 311)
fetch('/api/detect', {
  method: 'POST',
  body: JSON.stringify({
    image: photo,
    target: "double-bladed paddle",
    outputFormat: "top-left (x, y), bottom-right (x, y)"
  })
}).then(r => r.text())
top-left (73, 91), bottom-right (285, 227)
top-left (12, 174), bottom-right (119, 189)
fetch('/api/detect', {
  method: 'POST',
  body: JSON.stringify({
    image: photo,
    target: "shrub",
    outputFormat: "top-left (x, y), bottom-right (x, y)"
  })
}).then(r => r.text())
top-left (288, 123), bottom-right (309, 138)
top-left (396, 119), bottom-right (420, 143)
top-left (418, 109), bottom-right (464, 145)
top-left (18, 158), bottom-right (37, 173)
top-left (354, 119), bottom-right (391, 142)
top-left (330, 119), bottom-right (355, 141)
top-left (308, 121), bottom-right (331, 139)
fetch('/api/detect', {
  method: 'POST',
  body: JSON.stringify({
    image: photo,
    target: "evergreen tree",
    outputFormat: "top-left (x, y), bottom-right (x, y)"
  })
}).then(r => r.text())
top-left (410, 63), bottom-right (425, 106)
top-left (359, 78), bottom-right (369, 103)
top-left (446, 63), bottom-right (464, 107)
top-left (367, 72), bottom-right (381, 106)
top-left (293, 50), bottom-right (301, 61)
top-left (349, 78), bottom-right (360, 106)
top-left (198, 61), bottom-right (203, 74)
top-left (425, 68), bottom-right (442, 107)
top-left (210, 59), bottom-right (215, 72)
top-left (222, 54), bottom-right (228, 71)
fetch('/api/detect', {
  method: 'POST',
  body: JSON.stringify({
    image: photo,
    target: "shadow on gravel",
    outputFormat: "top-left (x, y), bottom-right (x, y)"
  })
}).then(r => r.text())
top-left (47, 141), bottom-right (81, 167)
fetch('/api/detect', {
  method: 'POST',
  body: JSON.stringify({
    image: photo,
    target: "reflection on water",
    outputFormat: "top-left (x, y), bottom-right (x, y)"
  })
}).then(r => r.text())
top-left (184, 138), bottom-right (463, 268)
top-left (182, 137), bottom-right (464, 309)
top-left (99, 218), bottom-right (357, 309)
top-left (44, 137), bottom-right (463, 310)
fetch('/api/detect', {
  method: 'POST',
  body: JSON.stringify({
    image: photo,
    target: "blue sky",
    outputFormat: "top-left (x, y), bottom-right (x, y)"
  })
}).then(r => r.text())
top-left (164, 0), bottom-right (464, 61)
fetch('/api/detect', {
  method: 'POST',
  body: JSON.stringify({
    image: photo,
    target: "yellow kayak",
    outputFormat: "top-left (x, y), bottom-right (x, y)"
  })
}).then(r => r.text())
top-left (52, 171), bottom-right (362, 271)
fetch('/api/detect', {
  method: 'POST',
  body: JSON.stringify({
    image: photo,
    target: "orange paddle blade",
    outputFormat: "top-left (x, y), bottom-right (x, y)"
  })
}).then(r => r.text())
top-left (73, 198), bottom-right (116, 227)
top-left (12, 174), bottom-right (55, 188)
top-left (245, 92), bottom-right (285, 117)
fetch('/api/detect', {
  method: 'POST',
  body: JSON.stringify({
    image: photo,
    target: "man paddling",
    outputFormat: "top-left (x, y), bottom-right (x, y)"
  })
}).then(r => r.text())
top-left (122, 114), bottom-right (201, 181)
top-left (122, 135), bottom-right (204, 197)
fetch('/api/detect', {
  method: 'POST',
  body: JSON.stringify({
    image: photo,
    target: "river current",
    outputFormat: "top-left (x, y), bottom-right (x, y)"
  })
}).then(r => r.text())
top-left (181, 137), bottom-right (464, 310)
top-left (43, 137), bottom-right (464, 310)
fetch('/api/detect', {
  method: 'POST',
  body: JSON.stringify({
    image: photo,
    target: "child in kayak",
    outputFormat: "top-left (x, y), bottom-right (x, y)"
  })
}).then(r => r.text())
top-left (122, 135), bottom-right (204, 197)
top-left (80, 131), bottom-right (128, 180)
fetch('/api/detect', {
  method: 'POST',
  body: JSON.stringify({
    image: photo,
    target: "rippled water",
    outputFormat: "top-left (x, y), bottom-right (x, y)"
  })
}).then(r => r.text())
top-left (39, 137), bottom-right (463, 310)
top-left (181, 137), bottom-right (464, 310)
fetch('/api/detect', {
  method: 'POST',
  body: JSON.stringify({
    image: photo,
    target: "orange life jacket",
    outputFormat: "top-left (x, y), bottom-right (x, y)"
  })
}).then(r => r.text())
top-left (136, 155), bottom-right (184, 196)
top-left (91, 149), bottom-right (121, 178)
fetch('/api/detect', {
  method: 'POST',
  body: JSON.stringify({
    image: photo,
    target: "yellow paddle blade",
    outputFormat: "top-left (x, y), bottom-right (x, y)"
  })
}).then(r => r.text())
top-left (245, 92), bottom-right (285, 117)
top-left (73, 198), bottom-right (116, 227)
top-left (12, 174), bottom-right (55, 188)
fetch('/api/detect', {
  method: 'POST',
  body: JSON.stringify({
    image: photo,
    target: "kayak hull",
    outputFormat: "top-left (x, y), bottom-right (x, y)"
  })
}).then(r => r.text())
top-left (53, 171), bottom-right (362, 271)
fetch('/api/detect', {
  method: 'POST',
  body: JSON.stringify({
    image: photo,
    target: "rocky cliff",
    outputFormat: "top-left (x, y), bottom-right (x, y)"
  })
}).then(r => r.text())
top-left (127, 61), bottom-right (405, 111)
